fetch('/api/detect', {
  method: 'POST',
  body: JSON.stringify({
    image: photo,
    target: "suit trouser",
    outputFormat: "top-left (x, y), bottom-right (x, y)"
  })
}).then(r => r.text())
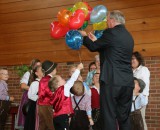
top-left (100, 82), bottom-right (134, 130)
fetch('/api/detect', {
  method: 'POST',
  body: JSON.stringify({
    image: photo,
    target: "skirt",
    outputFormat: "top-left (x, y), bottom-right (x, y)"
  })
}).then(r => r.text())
top-left (17, 91), bottom-right (29, 127)
top-left (24, 100), bottom-right (36, 130)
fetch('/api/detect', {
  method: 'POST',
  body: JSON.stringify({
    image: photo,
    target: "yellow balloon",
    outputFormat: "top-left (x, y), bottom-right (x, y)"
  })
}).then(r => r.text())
top-left (93, 21), bottom-right (107, 30)
top-left (72, 2), bottom-right (88, 17)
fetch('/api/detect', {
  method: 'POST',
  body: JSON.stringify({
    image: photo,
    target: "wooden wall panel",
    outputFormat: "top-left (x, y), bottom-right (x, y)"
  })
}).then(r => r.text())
top-left (0, 0), bottom-right (160, 65)
top-left (0, 49), bottom-right (97, 65)
top-left (1, 16), bottom-right (160, 34)
top-left (126, 17), bottom-right (160, 32)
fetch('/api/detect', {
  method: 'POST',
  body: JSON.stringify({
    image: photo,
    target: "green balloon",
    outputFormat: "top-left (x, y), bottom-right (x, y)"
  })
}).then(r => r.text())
top-left (67, 7), bottom-right (73, 12)
top-left (80, 21), bottom-right (88, 30)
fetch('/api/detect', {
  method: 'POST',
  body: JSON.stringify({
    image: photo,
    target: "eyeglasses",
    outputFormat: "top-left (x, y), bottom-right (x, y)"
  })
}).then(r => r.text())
top-left (0, 73), bottom-right (9, 76)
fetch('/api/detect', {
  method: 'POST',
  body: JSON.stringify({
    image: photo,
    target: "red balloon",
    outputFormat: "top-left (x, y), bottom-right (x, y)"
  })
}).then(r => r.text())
top-left (50, 21), bottom-right (69, 39)
top-left (69, 9), bottom-right (85, 30)
top-left (84, 2), bottom-right (92, 21)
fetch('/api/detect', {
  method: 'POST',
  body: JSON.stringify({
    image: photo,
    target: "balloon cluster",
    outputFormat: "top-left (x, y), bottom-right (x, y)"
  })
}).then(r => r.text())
top-left (50, 2), bottom-right (107, 50)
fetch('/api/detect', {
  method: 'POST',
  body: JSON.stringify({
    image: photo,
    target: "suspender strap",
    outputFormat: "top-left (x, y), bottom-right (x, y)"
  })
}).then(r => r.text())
top-left (73, 94), bottom-right (85, 111)
top-left (132, 96), bottom-right (139, 111)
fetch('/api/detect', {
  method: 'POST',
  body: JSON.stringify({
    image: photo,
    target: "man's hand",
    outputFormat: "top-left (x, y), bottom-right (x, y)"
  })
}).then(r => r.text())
top-left (79, 30), bottom-right (87, 37)
top-left (88, 32), bottom-right (97, 42)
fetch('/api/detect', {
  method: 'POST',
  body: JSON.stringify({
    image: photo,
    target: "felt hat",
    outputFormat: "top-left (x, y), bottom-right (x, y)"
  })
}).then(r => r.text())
top-left (42, 60), bottom-right (57, 75)
top-left (134, 77), bottom-right (146, 93)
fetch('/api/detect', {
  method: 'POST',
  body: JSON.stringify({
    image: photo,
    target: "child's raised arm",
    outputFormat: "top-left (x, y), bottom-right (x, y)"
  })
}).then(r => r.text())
top-left (64, 63), bottom-right (83, 97)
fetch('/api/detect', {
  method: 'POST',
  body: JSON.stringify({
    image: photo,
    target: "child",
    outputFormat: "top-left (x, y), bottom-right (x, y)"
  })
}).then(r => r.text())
top-left (16, 59), bottom-right (41, 129)
top-left (38, 60), bottom-right (57, 130)
top-left (70, 81), bottom-right (94, 130)
top-left (48, 63), bottom-right (83, 130)
top-left (130, 77), bottom-right (148, 130)
top-left (90, 73), bottom-right (102, 130)
top-left (68, 65), bottom-right (90, 95)
top-left (0, 68), bottom-right (14, 130)
top-left (24, 65), bottom-right (44, 130)
top-left (85, 55), bottom-right (100, 86)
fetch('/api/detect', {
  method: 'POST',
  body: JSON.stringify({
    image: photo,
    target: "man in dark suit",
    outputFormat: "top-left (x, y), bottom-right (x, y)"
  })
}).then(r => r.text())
top-left (80, 10), bottom-right (134, 130)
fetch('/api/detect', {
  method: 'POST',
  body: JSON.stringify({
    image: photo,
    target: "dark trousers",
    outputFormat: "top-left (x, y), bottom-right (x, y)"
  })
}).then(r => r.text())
top-left (24, 100), bottom-right (36, 130)
top-left (100, 82), bottom-right (133, 130)
top-left (0, 100), bottom-right (11, 130)
top-left (53, 114), bottom-right (69, 130)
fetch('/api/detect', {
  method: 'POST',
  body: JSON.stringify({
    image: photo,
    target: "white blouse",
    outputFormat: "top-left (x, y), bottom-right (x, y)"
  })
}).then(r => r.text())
top-left (20, 71), bottom-right (30, 85)
top-left (28, 78), bottom-right (40, 101)
top-left (133, 65), bottom-right (150, 97)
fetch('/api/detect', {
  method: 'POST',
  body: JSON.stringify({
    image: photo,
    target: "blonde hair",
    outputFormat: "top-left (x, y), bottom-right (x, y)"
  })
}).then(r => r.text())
top-left (70, 81), bottom-right (84, 96)
top-left (108, 10), bottom-right (125, 25)
top-left (48, 75), bottom-right (60, 92)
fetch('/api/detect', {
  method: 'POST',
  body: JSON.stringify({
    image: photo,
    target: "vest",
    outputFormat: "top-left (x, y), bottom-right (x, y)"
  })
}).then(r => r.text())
top-left (38, 75), bottom-right (53, 105)
top-left (91, 88), bottom-right (100, 109)
top-left (51, 86), bottom-right (74, 117)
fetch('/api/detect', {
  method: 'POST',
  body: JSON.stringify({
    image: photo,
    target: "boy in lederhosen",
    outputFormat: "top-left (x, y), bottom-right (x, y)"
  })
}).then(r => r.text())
top-left (70, 81), bottom-right (94, 130)
top-left (130, 77), bottom-right (148, 130)
top-left (0, 68), bottom-right (14, 130)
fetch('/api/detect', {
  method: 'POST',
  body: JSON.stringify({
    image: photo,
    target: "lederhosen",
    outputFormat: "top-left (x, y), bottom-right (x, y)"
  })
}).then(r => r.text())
top-left (69, 95), bottom-right (90, 130)
top-left (24, 80), bottom-right (39, 130)
top-left (130, 96), bottom-right (144, 130)
top-left (0, 100), bottom-right (11, 130)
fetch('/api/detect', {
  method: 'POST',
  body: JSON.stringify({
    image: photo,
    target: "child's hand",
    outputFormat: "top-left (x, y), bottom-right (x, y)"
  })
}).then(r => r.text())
top-left (77, 63), bottom-right (84, 70)
top-left (9, 96), bottom-right (14, 101)
top-left (89, 118), bottom-right (94, 126)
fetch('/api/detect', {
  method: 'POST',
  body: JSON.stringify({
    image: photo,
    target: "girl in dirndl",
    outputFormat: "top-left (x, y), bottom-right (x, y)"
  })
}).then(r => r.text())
top-left (90, 73), bottom-right (102, 130)
top-left (24, 65), bottom-right (43, 130)
top-left (16, 59), bottom-right (41, 129)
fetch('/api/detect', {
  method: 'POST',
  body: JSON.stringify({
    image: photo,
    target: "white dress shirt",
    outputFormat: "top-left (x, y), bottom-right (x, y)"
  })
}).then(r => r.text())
top-left (64, 69), bottom-right (80, 97)
top-left (131, 94), bottom-right (148, 112)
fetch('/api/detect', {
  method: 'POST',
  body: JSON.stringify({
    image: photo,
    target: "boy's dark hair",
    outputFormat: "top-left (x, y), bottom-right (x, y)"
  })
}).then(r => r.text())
top-left (30, 65), bottom-right (43, 82)
top-left (134, 77), bottom-right (146, 93)
top-left (88, 61), bottom-right (96, 71)
top-left (30, 59), bottom-right (41, 70)
top-left (48, 75), bottom-right (59, 92)
top-left (132, 51), bottom-right (145, 66)
top-left (70, 81), bottom-right (84, 96)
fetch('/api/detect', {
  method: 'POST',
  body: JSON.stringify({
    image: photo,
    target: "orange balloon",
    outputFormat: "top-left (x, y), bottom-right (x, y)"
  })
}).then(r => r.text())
top-left (57, 9), bottom-right (72, 26)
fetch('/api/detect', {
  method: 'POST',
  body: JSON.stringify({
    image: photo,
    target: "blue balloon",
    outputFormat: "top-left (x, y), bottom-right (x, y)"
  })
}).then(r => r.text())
top-left (65, 30), bottom-right (83, 50)
top-left (90, 5), bottom-right (107, 23)
top-left (94, 30), bottom-right (104, 39)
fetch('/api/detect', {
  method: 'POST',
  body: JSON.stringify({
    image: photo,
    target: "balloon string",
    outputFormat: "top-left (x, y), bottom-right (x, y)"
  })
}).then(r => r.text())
top-left (78, 50), bottom-right (82, 63)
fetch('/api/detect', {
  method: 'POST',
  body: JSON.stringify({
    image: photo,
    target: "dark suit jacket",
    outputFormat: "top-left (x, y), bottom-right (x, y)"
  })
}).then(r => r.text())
top-left (83, 24), bottom-right (134, 86)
